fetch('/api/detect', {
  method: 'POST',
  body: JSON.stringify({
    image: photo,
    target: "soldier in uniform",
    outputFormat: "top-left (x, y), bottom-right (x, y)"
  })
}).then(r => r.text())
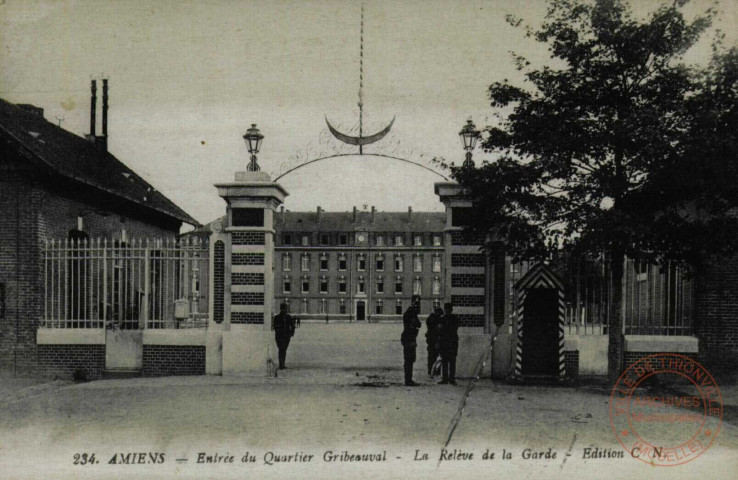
top-left (437, 302), bottom-right (459, 385)
top-left (425, 306), bottom-right (443, 376)
top-left (400, 295), bottom-right (422, 386)
top-left (272, 302), bottom-right (296, 369)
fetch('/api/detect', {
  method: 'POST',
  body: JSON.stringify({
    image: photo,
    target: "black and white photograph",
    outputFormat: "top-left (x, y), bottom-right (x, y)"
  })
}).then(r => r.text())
top-left (1, 0), bottom-right (737, 478)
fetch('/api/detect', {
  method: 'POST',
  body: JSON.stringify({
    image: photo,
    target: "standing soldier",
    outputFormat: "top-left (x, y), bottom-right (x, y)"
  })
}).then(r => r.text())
top-left (273, 302), bottom-right (296, 370)
top-left (437, 302), bottom-right (459, 385)
top-left (425, 306), bottom-right (443, 377)
top-left (401, 295), bottom-right (422, 386)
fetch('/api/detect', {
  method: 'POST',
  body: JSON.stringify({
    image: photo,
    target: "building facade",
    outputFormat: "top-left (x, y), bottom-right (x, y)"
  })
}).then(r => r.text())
top-left (274, 206), bottom-right (447, 322)
top-left (0, 89), bottom-right (198, 377)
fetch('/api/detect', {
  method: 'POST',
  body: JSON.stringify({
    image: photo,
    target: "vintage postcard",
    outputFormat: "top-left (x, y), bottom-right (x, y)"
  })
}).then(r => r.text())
top-left (1, 1), bottom-right (736, 479)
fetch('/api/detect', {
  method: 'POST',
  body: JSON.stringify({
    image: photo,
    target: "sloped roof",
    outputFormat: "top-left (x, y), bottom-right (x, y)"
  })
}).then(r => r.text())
top-left (277, 210), bottom-right (445, 232)
top-left (0, 98), bottom-right (198, 226)
top-left (190, 210), bottom-right (445, 235)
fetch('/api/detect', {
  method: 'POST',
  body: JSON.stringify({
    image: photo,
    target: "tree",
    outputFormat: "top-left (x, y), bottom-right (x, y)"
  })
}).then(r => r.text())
top-left (448, 0), bottom-right (738, 383)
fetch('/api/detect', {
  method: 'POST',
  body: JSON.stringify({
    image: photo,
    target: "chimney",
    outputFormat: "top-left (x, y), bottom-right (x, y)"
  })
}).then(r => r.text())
top-left (102, 79), bottom-right (108, 137)
top-left (371, 206), bottom-right (376, 224)
top-left (407, 206), bottom-right (413, 222)
top-left (316, 206), bottom-right (322, 223)
top-left (89, 80), bottom-right (97, 136)
top-left (352, 206), bottom-right (358, 223)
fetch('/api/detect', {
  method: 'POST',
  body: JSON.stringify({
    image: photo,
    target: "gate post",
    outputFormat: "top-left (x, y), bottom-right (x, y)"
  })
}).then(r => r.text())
top-left (208, 170), bottom-right (288, 375)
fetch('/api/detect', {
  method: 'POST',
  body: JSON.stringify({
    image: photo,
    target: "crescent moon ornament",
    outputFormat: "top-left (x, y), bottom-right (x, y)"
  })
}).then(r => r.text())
top-left (324, 3), bottom-right (396, 155)
top-left (325, 116), bottom-right (395, 147)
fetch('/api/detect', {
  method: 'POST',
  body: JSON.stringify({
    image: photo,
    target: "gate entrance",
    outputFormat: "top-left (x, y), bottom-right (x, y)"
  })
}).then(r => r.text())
top-left (514, 264), bottom-right (566, 380)
top-left (356, 301), bottom-right (366, 321)
top-left (521, 288), bottom-right (559, 376)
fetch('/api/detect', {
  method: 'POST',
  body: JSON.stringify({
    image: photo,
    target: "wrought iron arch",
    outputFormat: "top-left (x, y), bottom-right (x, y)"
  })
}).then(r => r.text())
top-left (273, 153), bottom-right (449, 182)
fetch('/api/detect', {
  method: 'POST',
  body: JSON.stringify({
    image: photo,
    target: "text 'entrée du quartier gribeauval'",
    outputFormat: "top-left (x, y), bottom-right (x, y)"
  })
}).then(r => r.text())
top-left (188, 447), bottom-right (625, 466)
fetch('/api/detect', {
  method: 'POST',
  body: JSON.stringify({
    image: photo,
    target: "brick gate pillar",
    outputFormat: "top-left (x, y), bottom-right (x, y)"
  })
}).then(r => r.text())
top-left (206, 170), bottom-right (288, 375)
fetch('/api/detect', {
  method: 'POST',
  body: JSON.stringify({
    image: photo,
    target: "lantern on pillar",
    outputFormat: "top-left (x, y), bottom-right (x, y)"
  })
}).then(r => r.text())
top-left (459, 119), bottom-right (480, 168)
top-left (243, 124), bottom-right (264, 172)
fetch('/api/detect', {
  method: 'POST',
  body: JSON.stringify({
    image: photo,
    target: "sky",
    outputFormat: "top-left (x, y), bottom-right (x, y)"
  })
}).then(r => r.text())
top-left (1, 0), bottom-right (735, 227)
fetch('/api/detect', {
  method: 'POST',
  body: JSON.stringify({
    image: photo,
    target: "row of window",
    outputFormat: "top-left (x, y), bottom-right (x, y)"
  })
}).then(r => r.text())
top-left (283, 253), bottom-right (442, 273)
top-left (282, 276), bottom-right (442, 296)
top-left (282, 233), bottom-right (443, 247)
top-left (284, 298), bottom-right (443, 315)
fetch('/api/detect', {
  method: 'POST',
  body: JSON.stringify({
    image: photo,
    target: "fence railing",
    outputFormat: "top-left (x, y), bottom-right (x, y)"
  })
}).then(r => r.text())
top-left (508, 257), bottom-right (692, 336)
top-left (42, 237), bottom-right (209, 329)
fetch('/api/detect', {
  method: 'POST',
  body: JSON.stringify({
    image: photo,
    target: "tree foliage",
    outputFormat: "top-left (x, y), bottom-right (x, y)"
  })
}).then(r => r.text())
top-left (450, 0), bottom-right (737, 267)
top-left (447, 0), bottom-right (737, 382)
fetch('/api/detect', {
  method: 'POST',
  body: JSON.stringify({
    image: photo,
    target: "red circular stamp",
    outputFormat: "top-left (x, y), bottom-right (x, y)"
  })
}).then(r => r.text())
top-left (609, 353), bottom-right (723, 466)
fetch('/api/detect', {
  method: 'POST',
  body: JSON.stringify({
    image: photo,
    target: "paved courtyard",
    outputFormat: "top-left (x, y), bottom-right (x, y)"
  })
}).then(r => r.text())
top-left (1, 323), bottom-right (737, 479)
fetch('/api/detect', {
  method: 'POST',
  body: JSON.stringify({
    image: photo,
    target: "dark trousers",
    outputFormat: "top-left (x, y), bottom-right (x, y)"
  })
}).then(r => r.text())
top-left (427, 347), bottom-right (439, 374)
top-left (441, 354), bottom-right (456, 382)
top-left (276, 335), bottom-right (291, 367)
top-left (403, 345), bottom-right (416, 385)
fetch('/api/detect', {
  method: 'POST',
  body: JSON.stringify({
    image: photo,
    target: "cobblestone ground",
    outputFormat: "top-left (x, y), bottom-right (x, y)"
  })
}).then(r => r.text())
top-left (0, 323), bottom-right (737, 479)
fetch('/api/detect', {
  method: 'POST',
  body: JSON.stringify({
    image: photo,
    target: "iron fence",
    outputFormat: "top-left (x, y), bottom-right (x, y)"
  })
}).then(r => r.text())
top-left (507, 256), bottom-right (692, 336)
top-left (42, 237), bottom-right (209, 329)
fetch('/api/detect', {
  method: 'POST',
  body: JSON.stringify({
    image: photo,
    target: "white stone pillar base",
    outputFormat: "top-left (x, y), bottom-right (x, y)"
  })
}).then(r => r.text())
top-left (221, 328), bottom-right (274, 376)
top-left (206, 330), bottom-right (224, 375)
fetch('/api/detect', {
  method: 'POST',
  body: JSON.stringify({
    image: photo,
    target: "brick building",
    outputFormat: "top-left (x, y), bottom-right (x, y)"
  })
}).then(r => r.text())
top-left (274, 207), bottom-right (448, 322)
top-left (193, 207), bottom-right (462, 324)
top-left (0, 86), bottom-right (198, 377)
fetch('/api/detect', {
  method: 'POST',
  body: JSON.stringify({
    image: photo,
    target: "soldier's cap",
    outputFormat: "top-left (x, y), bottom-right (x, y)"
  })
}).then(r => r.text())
top-left (279, 302), bottom-right (288, 308)
top-left (411, 295), bottom-right (421, 302)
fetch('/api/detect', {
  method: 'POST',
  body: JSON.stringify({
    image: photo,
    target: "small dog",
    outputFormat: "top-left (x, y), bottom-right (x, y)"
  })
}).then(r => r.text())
top-left (267, 357), bottom-right (278, 378)
top-left (430, 357), bottom-right (442, 379)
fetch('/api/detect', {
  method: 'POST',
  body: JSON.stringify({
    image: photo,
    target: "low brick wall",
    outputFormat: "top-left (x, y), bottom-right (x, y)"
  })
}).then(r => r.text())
top-left (624, 351), bottom-right (697, 369)
top-left (142, 345), bottom-right (206, 377)
top-left (37, 344), bottom-right (105, 380)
